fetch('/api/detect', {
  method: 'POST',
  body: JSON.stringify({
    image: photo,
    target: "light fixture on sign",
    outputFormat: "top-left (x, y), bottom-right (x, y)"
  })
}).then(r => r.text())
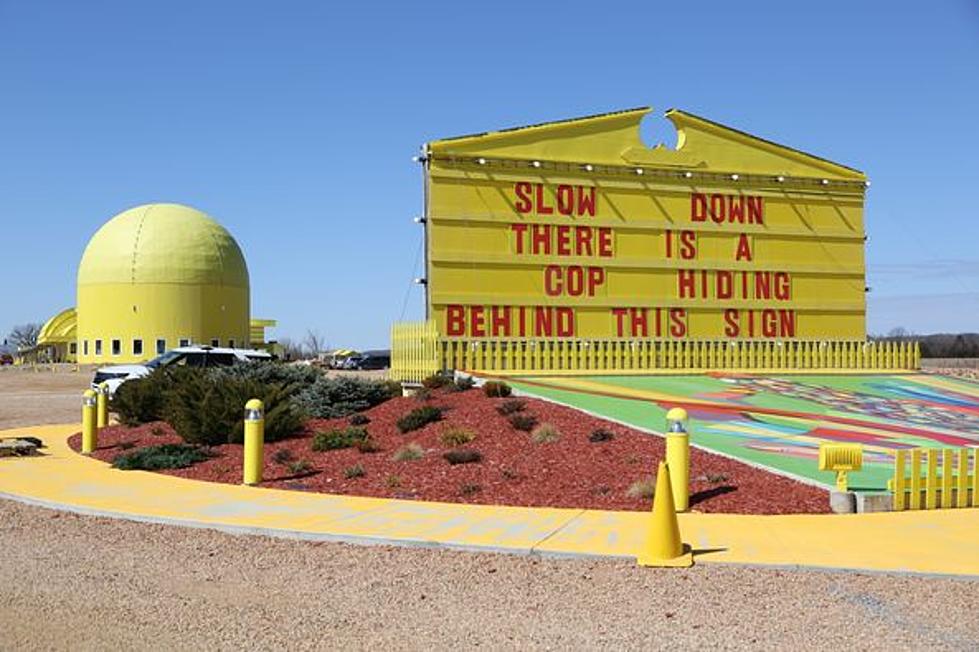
top-left (476, 157), bottom-right (486, 165)
top-left (821, 179), bottom-right (830, 185)
top-left (683, 171), bottom-right (693, 179)
top-left (412, 154), bottom-right (427, 163)
top-left (413, 277), bottom-right (427, 285)
top-left (635, 168), bottom-right (644, 175)
top-left (531, 160), bottom-right (541, 168)
top-left (776, 175), bottom-right (785, 183)
top-left (413, 216), bottom-right (426, 224)
top-left (865, 181), bottom-right (872, 188)
top-left (731, 173), bottom-right (740, 181)
top-left (583, 164), bottom-right (593, 172)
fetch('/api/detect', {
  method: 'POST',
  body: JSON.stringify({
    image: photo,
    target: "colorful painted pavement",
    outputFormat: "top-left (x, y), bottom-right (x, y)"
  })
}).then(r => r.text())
top-left (509, 374), bottom-right (979, 492)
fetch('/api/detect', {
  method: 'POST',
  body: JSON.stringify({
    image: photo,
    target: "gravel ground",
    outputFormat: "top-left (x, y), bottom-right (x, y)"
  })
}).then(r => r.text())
top-left (3, 367), bottom-right (979, 649)
top-left (0, 366), bottom-right (94, 429)
top-left (1, 499), bottom-right (977, 650)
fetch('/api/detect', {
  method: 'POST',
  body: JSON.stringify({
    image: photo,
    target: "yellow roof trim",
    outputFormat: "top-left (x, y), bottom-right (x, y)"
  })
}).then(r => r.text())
top-left (37, 307), bottom-right (77, 344)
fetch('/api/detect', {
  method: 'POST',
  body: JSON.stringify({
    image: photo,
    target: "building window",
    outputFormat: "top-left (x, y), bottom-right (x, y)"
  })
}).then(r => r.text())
top-left (95, 340), bottom-right (102, 355)
top-left (83, 340), bottom-right (88, 356)
top-left (210, 338), bottom-right (220, 347)
top-left (133, 339), bottom-right (143, 356)
top-left (69, 342), bottom-right (77, 355)
top-left (111, 339), bottom-right (121, 355)
top-left (156, 338), bottom-right (166, 354)
top-left (227, 339), bottom-right (235, 348)
top-left (179, 338), bottom-right (190, 347)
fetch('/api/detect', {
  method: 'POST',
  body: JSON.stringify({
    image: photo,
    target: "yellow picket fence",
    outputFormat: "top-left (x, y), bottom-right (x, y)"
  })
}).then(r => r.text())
top-left (890, 448), bottom-right (979, 511)
top-left (390, 322), bottom-right (919, 379)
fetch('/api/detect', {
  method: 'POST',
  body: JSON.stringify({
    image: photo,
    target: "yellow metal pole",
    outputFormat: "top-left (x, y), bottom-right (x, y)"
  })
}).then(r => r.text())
top-left (97, 383), bottom-right (108, 429)
top-left (81, 389), bottom-right (97, 454)
top-left (664, 407), bottom-right (690, 512)
top-left (243, 398), bottom-right (265, 486)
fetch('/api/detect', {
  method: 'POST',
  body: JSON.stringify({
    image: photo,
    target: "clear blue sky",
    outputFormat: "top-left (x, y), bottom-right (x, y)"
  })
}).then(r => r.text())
top-left (2, 1), bottom-right (977, 347)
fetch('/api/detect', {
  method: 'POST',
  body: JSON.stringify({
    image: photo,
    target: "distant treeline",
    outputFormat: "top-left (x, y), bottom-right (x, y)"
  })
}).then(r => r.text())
top-left (870, 332), bottom-right (979, 358)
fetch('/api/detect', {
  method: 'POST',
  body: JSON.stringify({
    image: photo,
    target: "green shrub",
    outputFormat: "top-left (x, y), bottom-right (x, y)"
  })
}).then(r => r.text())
top-left (211, 362), bottom-right (321, 387)
top-left (163, 370), bottom-right (306, 446)
top-left (392, 443), bottom-right (424, 461)
top-left (440, 426), bottom-right (476, 447)
top-left (295, 376), bottom-right (394, 419)
top-left (496, 399), bottom-right (526, 415)
top-left (272, 449), bottom-right (295, 464)
top-left (109, 369), bottom-right (175, 425)
top-left (459, 482), bottom-right (481, 496)
top-left (287, 459), bottom-right (313, 475)
top-left (396, 405), bottom-right (443, 433)
top-left (443, 448), bottom-right (482, 465)
top-left (349, 413), bottom-right (371, 425)
top-left (531, 423), bottom-right (560, 444)
top-left (381, 380), bottom-right (404, 398)
top-left (482, 381), bottom-right (512, 398)
top-left (451, 376), bottom-right (475, 392)
top-left (355, 436), bottom-right (381, 453)
top-left (344, 463), bottom-right (366, 478)
top-left (413, 387), bottom-right (433, 402)
top-left (707, 473), bottom-right (729, 484)
top-left (422, 373), bottom-right (453, 389)
top-left (311, 426), bottom-right (369, 451)
top-left (589, 428), bottom-right (615, 443)
top-left (386, 475), bottom-right (402, 488)
top-left (112, 444), bottom-right (210, 470)
top-left (508, 413), bottom-right (538, 432)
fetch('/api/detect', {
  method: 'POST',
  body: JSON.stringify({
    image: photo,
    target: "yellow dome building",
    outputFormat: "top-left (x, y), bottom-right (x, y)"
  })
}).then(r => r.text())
top-left (73, 203), bottom-right (251, 364)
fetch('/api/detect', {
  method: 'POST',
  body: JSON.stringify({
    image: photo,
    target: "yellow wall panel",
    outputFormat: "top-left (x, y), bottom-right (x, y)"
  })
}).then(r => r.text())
top-left (425, 108), bottom-right (867, 343)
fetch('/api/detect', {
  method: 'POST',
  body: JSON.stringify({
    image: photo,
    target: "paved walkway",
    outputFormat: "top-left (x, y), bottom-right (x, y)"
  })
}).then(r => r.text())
top-left (3, 424), bottom-right (979, 576)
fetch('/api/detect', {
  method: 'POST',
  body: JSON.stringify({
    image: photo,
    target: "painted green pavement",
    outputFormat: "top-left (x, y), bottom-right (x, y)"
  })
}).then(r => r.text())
top-left (510, 374), bottom-right (979, 492)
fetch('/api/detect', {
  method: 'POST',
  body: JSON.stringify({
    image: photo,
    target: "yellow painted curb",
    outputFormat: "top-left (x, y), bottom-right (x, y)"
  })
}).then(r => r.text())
top-left (2, 424), bottom-right (979, 576)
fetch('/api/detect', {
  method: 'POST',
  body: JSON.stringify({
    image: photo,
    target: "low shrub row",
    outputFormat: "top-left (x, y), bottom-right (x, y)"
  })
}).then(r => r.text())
top-left (111, 364), bottom-right (397, 448)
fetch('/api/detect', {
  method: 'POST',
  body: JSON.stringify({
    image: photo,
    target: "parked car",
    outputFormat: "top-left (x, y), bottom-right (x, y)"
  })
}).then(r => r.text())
top-left (0, 353), bottom-right (13, 366)
top-left (342, 350), bottom-right (390, 371)
top-left (92, 345), bottom-right (272, 395)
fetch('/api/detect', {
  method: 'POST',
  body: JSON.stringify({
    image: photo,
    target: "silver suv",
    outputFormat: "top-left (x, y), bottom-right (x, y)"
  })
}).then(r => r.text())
top-left (92, 345), bottom-right (273, 395)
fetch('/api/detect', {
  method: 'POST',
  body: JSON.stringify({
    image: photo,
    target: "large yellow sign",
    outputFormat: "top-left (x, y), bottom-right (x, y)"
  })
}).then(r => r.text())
top-left (424, 108), bottom-right (867, 341)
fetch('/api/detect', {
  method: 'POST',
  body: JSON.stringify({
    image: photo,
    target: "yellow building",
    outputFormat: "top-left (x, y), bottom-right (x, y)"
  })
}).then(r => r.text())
top-left (38, 203), bottom-right (274, 364)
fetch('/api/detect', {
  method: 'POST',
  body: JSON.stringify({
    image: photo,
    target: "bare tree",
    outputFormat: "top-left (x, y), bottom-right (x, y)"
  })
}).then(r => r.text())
top-left (277, 337), bottom-right (304, 361)
top-left (302, 329), bottom-right (326, 359)
top-left (8, 323), bottom-right (41, 350)
top-left (887, 326), bottom-right (910, 340)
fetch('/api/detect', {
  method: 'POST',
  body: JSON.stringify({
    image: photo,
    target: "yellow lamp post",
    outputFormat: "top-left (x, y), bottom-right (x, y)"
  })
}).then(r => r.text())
top-left (665, 407), bottom-right (690, 512)
top-left (81, 389), bottom-right (98, 454)
top-left (243, 398), bottom-right (264, 486)
top-left (96, 383), bottom-right (108, 429)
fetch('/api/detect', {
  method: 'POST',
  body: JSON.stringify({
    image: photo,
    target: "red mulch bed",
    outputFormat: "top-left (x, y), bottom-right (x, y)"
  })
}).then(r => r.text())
top-left (68, 387), bottom-right (829, 514)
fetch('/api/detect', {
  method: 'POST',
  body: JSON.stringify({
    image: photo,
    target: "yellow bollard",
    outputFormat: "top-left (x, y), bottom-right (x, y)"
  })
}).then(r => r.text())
top-left (97, 383), bottom-right (108, 429)
top-left (243, 398), bottom-right (264, 486)
top-left (81, 389), bottom-right (98, 454)
top-left (664, 407), bottom-right (690, 511)
top-left (637, 461), bottom-right (693, 567)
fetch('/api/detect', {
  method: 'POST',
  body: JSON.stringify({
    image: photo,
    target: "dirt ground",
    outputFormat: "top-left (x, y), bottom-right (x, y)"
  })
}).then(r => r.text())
top-left (2, 367), bottom-right (978, 650)
top-left (0, 365), bottom-right (94, 429)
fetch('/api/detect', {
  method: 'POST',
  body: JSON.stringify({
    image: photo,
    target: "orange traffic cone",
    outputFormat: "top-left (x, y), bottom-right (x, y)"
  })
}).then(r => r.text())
top-left (637, 461), bottom-right (693, 567)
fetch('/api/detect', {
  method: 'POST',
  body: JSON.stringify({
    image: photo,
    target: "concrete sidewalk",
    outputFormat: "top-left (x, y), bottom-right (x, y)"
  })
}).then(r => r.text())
top-left (2, 424), bottom-right (978, 576)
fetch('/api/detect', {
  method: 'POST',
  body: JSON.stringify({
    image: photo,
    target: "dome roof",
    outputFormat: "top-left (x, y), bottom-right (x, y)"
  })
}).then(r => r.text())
top-left (78, 203), bottom-right (249, 288)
